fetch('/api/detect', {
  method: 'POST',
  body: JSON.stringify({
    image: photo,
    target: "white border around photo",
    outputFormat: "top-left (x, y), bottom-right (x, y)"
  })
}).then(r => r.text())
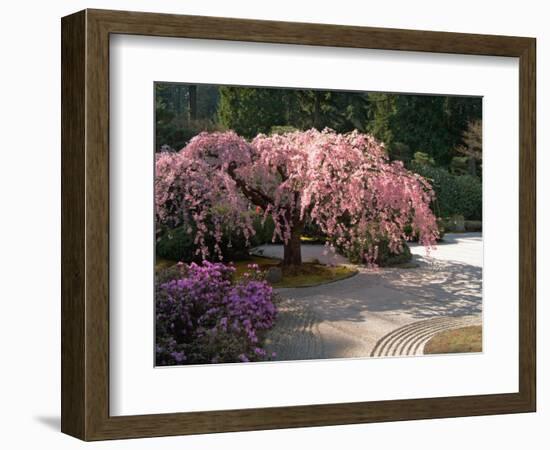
top-left (109, 34), bottom-right (519, 416)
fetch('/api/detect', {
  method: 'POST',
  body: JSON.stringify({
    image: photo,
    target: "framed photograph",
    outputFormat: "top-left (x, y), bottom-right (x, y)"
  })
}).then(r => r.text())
top-left (61, 9), bottom-right (536, 440)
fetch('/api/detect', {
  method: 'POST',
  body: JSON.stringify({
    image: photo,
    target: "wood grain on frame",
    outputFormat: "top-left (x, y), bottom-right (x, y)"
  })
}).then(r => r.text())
top-left (61, 8), bottom-right (536, 441)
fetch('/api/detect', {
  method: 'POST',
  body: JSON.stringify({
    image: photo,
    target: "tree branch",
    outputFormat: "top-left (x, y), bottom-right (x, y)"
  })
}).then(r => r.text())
top-left (227, 164), bottom-right (273, 209)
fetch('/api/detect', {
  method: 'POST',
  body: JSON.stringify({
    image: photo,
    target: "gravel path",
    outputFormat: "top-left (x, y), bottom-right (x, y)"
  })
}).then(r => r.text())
top-left (251, 243), bottom-right (349, 265)
top-left (264, 233), bottom-right (483, 361)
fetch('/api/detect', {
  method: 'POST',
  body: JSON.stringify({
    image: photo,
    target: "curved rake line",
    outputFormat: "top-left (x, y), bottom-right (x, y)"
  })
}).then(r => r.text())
top-left (371, 316), bottom-right (481, 357)
top-left (371, 317), bottom-right (458, 357)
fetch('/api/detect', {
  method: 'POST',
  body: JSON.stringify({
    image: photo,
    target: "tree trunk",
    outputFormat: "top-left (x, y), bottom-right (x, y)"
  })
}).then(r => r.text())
top-left (283, 223), bottom-right (303, 266)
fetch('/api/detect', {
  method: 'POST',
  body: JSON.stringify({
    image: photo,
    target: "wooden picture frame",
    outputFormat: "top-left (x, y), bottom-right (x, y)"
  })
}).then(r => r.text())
top-left (61, 8), bottom-right (536, 441)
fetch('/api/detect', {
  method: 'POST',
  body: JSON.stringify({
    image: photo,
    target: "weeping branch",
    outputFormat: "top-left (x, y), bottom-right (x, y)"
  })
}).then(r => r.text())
top-left (227, 164), bottom-right (273, 209)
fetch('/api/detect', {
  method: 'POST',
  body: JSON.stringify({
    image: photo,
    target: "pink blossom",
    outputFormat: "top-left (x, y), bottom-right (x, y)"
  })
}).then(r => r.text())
top-left (155, 129), bottom-right (439, 264)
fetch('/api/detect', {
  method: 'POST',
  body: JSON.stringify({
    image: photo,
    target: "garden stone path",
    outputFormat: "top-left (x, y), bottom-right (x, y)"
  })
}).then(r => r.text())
top-left (262, 233), bottom-right (482, 361)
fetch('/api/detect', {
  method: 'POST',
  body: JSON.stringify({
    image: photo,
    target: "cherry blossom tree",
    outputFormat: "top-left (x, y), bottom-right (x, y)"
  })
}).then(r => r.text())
top-left (155, 129), bottom-right (439, 266)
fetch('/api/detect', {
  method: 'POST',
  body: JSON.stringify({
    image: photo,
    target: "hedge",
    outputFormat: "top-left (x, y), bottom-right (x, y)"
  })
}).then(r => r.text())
top-left (410, 163), bottom-right (482, 220)
top-left (156, 214), bottom-right (276, 262)
top-left (343, 237), bottom-right (413, 267)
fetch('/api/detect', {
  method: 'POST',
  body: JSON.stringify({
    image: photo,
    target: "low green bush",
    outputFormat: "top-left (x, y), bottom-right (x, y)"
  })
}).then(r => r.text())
top-left (250, 214), bottom-right (277, 246)
top-left (156, 226), bottom-right (197, 262)
top-left (376, 239), bottom-right (412, 267)
top-left (344, 237), bottom-right (412, 267)
top-left (156, 224), bottom-right (250, 263)
top-left (270, 125), bottom-right (298, 135)
top-left (449, 156), bottom-right (469, 176)
top-left (301, 220), bottom-right (326, 244)
top-left (412, 151), bottom-right (435, 167)
top-left (156, 214), bottom-right (277, 263)
top-left (404, 218), bottom-right (445, 242)
top-left (443, 214), bottom-right (465, 232)
top-left (454, 175), bottom-right (482, 220)
top-left (465, 220), bottom-right (482, 232)
top-left (410, 163), bottom-right (482, 220)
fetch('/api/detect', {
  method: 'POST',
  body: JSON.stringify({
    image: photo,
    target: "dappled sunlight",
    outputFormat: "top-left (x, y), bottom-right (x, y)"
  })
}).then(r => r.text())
top-left (378, 257), bottom-right (482, 318)
top-left (277, 257), bottom-right (481, 324)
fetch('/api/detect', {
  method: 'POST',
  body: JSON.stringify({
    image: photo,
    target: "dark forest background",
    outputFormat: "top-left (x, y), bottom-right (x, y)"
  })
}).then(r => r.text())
top-left (155, 83), bottom-right (482, 221)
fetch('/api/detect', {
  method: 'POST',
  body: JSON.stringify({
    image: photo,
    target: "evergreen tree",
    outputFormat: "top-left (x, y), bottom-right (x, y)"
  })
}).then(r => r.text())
top-left (454, 120), bottom-right (482, 177)
top-left (287, 90), bottom-right (370, 133)
top-left (367, 93), bottom-right (481, 166)
top-left (218, 86), bottom-right (286, 138)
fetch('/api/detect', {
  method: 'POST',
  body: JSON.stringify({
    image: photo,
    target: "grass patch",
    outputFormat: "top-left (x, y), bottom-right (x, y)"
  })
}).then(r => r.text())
top-left (424, 325), bottom-right (482, 354)
top-left (156, 255), bottom-right (357, 289)
top-left (232, 256), bottom-right (357, 288)
top-left (274, 264), bottom-right (356, 288)
top-left (300, 236), bottom-right (326, 245)
top-left (155, 257), bottom-right (178, 272)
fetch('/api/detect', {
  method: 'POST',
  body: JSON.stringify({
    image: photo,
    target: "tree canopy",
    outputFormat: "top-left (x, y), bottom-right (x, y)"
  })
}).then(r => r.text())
top-left (155, 129), bottom-right (439, 266)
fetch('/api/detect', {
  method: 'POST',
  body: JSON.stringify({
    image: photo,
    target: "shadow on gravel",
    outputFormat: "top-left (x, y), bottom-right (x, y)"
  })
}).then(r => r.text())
top-left (280, 258), bottom-right (482, 322)
top-left (373, 258), bottom-right (482, 319)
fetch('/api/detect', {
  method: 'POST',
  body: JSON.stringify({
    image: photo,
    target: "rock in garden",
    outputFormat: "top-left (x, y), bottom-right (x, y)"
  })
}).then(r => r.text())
top-left (265, 267), bottom-right (283, 283)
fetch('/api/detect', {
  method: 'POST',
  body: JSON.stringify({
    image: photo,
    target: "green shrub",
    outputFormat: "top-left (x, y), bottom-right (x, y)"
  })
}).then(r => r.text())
top-left (302, 220), bottom-right (326, 244)
top-left (156, 214), bottom-right (277, 263)
top-left (156, 224), bottom-right (250, 263)
top-left (375, 239), bottom-right (412, 267)
top-left (410, 163), bottom-right (482, 220)
top-left (388, 142), bottom-right (412, 163)
top-left (454, 175), bottom-right (482, 220)
top-left (443, 214), bottom-right (465, 232)
top-left (465, 220), bottom-right (482, 232)
top-left (449, 156), bottom-right (469, 176)
top-left (404, 217), bottom-right (445, 242)
top-left (344, 237), bottom-right (412, 267)
top-left (270, 125), bottom-right (298, 135)
top-left (250, 214), bottom-right (277, 246)
top-left (156, 226), bottom-right (197, 262)
top-left (410, 163), bottom-right (456, 217)
top-left (412, 151), bottom-right (435, 167)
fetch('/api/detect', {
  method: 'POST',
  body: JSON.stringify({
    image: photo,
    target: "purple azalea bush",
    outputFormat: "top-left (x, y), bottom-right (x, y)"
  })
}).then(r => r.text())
top-left (155, 261), bottom-right (277, 365)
